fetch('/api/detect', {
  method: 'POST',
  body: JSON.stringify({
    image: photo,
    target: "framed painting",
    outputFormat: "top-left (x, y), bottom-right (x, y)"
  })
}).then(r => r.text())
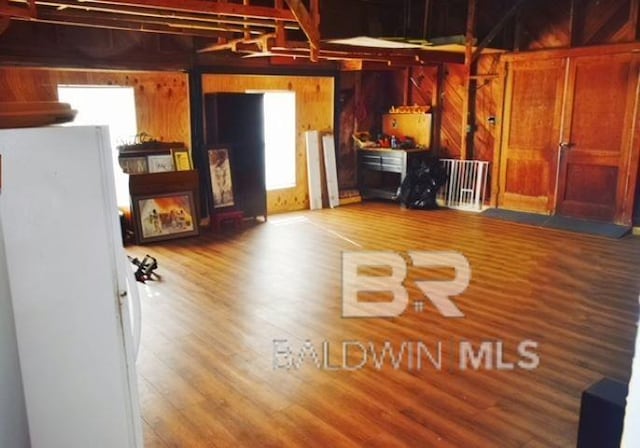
top-left (172, 148), bottom-right (192, 171)
top-left (132, 191), bottom-right (199, 244)
top-left (147, 154), bottom-right (175, 173)
top-left (208, 148), bottom-right (235, 208)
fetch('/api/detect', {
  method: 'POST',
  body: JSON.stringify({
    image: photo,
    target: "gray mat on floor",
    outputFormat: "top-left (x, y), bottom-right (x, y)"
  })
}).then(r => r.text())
top-left (481, 209), bottom-right (630, 239)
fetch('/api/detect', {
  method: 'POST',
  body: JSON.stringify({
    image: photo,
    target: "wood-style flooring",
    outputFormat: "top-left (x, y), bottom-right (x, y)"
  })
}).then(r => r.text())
top-left (128, 203), bottom-right (640, 447)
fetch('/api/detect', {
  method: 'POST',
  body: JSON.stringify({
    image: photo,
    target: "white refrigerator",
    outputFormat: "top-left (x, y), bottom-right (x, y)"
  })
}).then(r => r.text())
top-left (0, 125), bottom-right (143, 447)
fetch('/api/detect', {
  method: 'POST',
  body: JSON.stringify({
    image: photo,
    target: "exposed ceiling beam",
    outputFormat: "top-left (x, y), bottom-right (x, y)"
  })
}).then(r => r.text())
top-left (12, 12), bottom-right (230, 38)
top-left (14, 0), bottom-right (300, 30)
top-left (72, 0), bottom-right (297, 21)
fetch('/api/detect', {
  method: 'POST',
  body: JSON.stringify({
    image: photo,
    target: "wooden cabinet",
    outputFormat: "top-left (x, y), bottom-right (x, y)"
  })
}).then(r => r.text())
top-left (359, 149), bottom-right (429, 200)
top-left (203, 93), bottom-right (267, 220)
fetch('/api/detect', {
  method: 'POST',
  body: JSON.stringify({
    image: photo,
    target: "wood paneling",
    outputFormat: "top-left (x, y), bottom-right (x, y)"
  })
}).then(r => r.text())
top-left (337, 72), bottom-right (358, 190)
top-left (337, 70), bottom-right (404, 191)
top-left (0, 67), bottom-right (191, 148)
top-left (127, 203), bottom-right (640, 447)
top-left (201, 74), bottom-right (334, 214)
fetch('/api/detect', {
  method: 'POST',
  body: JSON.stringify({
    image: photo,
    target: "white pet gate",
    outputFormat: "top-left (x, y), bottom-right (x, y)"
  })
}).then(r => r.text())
top-left (437, 159), bottom-right (490, 211)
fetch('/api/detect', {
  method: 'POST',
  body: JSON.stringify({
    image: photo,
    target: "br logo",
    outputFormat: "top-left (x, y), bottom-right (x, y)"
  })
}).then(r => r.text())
top-left (342, 251), bottom-right (471, 318)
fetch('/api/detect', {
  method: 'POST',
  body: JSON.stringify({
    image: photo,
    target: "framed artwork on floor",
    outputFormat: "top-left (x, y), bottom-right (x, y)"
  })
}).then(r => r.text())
top-left (132, 191), bottom-right (199, 244)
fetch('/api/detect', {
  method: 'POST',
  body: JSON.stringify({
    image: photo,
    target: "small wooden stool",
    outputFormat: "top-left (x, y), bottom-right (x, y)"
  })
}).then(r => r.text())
top-left (212, 210), bottom-right (244, 231)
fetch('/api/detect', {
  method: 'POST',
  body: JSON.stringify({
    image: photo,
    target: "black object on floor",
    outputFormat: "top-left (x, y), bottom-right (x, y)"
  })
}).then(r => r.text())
top-left (399, 157), bottom-right (448, 210)
top-left (577, 377), bottom-right (628, 448)
top-left (129, 254), bottom-right (159, 283)
top-left (481, 208), bottom-right (630, 238)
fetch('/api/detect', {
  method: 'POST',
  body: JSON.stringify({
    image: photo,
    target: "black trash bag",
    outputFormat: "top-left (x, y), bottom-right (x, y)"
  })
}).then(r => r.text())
top-left (399, 156), bottom-right (448, 210)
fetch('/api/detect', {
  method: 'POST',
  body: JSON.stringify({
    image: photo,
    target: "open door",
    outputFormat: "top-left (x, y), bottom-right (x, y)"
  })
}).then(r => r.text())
top-left (498, 58), bottom-right (566, 214)
top-left (556, 53), bottom-right (640, 223)
top-left (203, 93), bottom-right (267, 220)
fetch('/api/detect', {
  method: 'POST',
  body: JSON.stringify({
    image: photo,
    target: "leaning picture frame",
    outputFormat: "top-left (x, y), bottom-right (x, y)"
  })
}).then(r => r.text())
top-left (172, 148), bottom-right (192, 171)
top-left (132, 191), bottom-right (199, 244)
top-left (119, 156), bottom-right (148, 175)
top-left (208, 148), bottom-right (235, 208)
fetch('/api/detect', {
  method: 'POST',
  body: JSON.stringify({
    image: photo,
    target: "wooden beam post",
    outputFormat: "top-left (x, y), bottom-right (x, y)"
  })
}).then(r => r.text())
top-left (283, 0), bottom-right (320, 62)
top-left (461, 0), bottom-right (477, 160)
top-left (569, 0), bottom-right (582, 47)
top-left (243, 0), bottom-right (250, 40)
top-left (275, 0), bottom-right (285, 47)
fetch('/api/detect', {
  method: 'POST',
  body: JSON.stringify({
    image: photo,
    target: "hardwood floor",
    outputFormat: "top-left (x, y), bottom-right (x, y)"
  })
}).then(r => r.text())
top-left (127, 203), bottom-right (640, 447)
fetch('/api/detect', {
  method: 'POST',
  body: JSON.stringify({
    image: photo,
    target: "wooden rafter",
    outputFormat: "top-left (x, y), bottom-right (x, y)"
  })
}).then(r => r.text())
top-left (70, 0), bottom-right (297, 21)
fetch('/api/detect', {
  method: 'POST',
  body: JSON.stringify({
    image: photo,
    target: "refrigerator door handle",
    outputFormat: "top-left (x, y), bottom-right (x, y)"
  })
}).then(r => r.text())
top-left (124, 260), bottom-right (142, 361)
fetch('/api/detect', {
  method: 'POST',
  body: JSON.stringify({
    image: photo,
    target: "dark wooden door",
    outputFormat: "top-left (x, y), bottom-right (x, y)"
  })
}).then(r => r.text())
top-left (556, 53), bottom-right (640, 222)
top-left (204, 93), bottom-right (267, 220)
top-left (498, 58), bottom-right (566, 214)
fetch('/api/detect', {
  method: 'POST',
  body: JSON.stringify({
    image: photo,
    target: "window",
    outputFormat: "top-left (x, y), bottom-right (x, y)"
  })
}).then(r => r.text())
top-left (262, 92), bottom-right (296, 190)
top-left (57, 85), bottom-right (137, 208)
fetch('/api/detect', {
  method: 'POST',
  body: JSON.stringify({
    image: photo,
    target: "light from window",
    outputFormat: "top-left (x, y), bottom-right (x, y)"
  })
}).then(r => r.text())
top-left (263, 92), bottom-right (296, 190)
top-left (57, 85), bottom-right (137, 208)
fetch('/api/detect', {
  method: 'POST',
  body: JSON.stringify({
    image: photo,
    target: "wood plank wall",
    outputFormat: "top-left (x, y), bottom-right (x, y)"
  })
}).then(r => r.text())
top-left (201, 74), bottom-right (334, 214)
top-left (404, 1), bottom-right (638, 165)
top-left (0, 67), bottom-right (191, 147)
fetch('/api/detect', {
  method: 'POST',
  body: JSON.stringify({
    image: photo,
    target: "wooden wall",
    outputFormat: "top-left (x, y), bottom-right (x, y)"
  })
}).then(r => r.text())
top-left (0, 67), bottom-right (191, 147)
top-left (201, 74), bottom-right (334, 214)
top-left (472, 54), bottom-right (503, 163)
